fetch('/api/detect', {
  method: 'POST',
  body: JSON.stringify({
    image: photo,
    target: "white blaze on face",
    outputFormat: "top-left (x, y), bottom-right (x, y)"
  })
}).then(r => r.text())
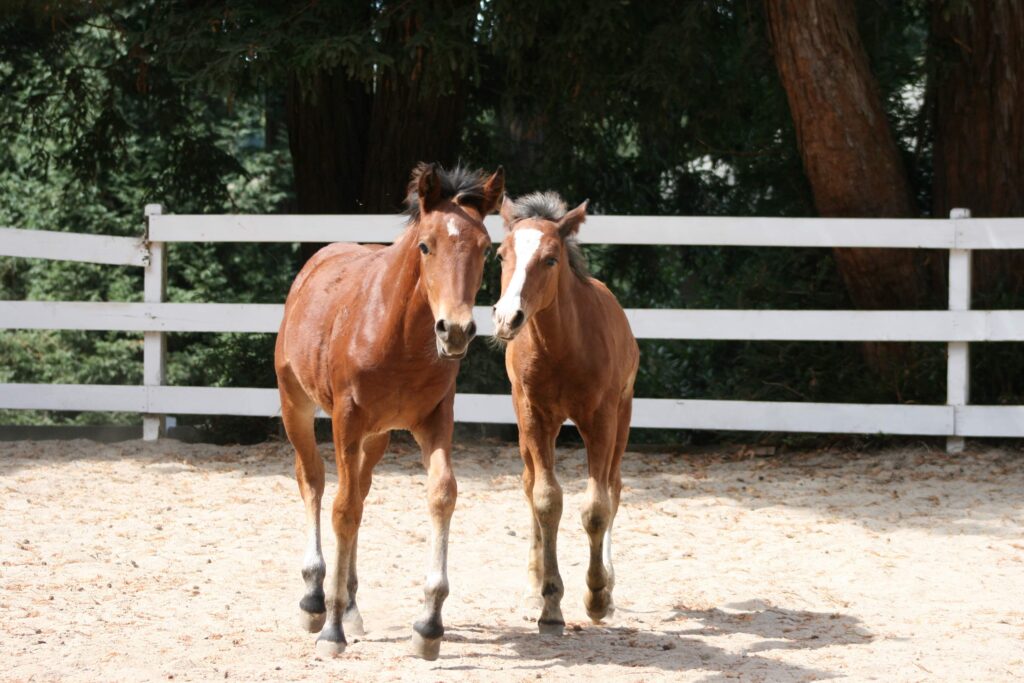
top-left (446, 218), bottom-right (460, 237)
top-left (493, 228), bottom-right (543, 329)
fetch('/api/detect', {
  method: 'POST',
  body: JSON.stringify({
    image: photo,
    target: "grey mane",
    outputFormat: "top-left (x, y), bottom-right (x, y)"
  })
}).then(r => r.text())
top-left (508, 191), bottom-right (591, 281)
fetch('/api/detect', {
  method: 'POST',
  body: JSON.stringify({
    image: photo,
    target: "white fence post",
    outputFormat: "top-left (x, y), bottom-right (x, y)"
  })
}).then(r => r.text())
top-left (947, 208), bottom-right (972, 453)
top-left (143, 204), bottom-right (167, 440)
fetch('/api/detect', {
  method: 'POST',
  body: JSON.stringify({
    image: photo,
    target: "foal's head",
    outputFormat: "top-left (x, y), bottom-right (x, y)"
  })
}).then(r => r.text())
top-left (406, 162), bottom-right (504, 359)
top-left (492, 192), bottom-right (589, 341)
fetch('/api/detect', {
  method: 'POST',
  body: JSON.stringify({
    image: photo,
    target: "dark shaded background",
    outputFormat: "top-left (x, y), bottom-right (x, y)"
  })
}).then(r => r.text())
top-left (1, 1), bottom-right (1021, 443)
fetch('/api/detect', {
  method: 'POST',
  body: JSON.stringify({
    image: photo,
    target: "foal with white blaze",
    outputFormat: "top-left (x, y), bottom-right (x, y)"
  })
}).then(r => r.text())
top-left (493, 192), bottom-right (639, 634)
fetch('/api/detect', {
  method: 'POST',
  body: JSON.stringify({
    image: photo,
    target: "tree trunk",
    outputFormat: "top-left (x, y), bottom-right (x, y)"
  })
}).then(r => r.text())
top-left (932, 0), bottom-right (1024, 302)
top-left (765, 0), bottom-right (927, 309)
top-left (360, 75), bottom-right (467, 213)
top-left (359, 0), bottom-right (477, 213)
top-left (285, 69), bottom-right (371, 263)
top-left (283, 0), bottom-right (476, 265)
top-left (765, 0), bottom-right (932, 378)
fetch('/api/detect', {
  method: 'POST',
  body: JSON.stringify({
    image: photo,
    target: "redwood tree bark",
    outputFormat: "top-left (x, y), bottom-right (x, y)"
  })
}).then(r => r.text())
top-left (285, 68), bottom-right (371, 262)
top-left (932, 0), bottom-right (1024, 300)
top-left (359, 0), bottom-right (476, 213)
top-left (284, 0), bottom-right (477, 264)
top-left (764, 0), bottom-right (928, 312)
top-left (360, 73), bottom-right (468, 213)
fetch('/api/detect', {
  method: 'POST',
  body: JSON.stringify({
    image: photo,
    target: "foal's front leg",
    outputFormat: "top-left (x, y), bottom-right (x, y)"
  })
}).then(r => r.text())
top-left (409, 394), bottom-right (458, 661)
top-left (518, 406), bottom-right (565, 635)
top-left (316, 403), bottom-right (366, 657)
top-left (577, 411), bottom-right (618, 623)
top-left (521, 457), bottom-right (545, 611)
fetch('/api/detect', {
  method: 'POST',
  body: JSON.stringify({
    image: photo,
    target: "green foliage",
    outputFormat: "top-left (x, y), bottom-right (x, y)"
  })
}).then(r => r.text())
top-left (0, 5), bottom-right (295, 434)
top-left (137, 1), bottom-right (481, 98)
top-left (0, 0), bottom-right (1019, 442)
top-left (463, 0), bottom-right (953, 441)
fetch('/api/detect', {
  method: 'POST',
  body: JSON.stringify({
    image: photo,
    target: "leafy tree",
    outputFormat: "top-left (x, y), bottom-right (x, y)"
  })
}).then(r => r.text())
top-left (1, 0), bottom-right (1020, 441)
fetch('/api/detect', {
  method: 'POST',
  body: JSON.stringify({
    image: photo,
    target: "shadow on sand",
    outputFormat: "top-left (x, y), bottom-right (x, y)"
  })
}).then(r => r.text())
top-left (421, 599), bottom-right (873, 680)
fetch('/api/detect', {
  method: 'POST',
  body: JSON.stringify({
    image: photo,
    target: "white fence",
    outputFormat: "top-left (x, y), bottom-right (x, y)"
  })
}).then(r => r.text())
top-left (2, 207), bottom-right (1024, 452)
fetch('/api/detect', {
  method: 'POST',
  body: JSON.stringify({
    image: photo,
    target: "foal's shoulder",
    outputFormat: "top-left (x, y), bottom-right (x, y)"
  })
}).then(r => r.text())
top-left (585, 276), bottom-right (624, 308)
top-left (306, 243), bottom-right (385, 275)
top-left (288, 243), bottom-right (383, 296)
top-left (313, 241), bottom-right (382, 263)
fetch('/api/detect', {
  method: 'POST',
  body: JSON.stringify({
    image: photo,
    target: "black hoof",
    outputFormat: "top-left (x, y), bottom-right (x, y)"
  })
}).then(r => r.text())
top-left (298, 610), bottom-right (326, 632)
top-left (315, 621), bottom-right (346, 657)
top-left (315, 638), bottom-right (346, 657)
top-left (585, 588), bottom-right (612, 623)
top-left (411, 631), bottom-right (441, 660)
top-left (538, 618), bottom-right (565, 636)
top-left (413, 617), bottom-right (444, 641)
top-left (300, 590), bottom-right (326, 615)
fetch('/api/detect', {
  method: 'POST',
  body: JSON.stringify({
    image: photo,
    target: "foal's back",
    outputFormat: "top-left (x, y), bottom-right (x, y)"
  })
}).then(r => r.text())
top-left (566, 277), bottom-right (638, 398)
top-left (276, 242), bottom-right (395, 412)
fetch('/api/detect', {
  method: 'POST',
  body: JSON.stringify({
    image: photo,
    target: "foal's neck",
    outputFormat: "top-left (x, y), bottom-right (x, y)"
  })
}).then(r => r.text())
top-left (386, 224), bottom-right (436, 343)
top-left (529, 265), bottom-right (585, 354)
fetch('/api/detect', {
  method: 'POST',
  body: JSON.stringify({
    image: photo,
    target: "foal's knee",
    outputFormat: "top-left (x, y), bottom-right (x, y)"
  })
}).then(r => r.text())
top-left (532, 476), bottom-right (563, 525)
top-left (427, 469), bottom-right (457, 519)
top-left (580, 483), bottom-right (611, 536)
top-left (581, 506), bottom-right (609, 537)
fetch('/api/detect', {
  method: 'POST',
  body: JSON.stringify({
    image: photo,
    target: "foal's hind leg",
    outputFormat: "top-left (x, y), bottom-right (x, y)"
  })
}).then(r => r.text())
top-left (602, 395), bottom-right (632, 619)
top-left (577, 407), bottom-right (619, 623)
top-left (342, 431), bottom-right (390, 637)
top-left (278, 368), bottom-right (327, 633)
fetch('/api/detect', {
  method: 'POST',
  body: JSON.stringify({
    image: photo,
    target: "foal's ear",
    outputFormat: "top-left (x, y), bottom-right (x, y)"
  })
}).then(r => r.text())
top-left (480, 166), bottom-right (505, 215)
top-left (411, 162), bottom-right (443, 213)
top-left (558, 199), bottom-right (588, 238)
top-left (500, 195), bottom-right (516, 231)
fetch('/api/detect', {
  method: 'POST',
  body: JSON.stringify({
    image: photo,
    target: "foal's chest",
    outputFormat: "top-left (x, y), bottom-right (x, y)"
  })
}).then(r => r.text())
top-left (347, 359), bottom-right (457, 430)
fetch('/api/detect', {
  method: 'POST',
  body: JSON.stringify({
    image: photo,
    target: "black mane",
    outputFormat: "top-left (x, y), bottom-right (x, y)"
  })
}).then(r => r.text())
top-left (405, 163), bottom-right (489, 223)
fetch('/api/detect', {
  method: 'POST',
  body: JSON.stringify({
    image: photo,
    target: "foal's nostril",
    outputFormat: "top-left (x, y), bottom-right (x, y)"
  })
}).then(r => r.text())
top-left (511, 310), bottom-right (525, 329)
top-left (465, 320), bottom-right (477, 339)
top-left (435, 319), bottom-right (448, 336)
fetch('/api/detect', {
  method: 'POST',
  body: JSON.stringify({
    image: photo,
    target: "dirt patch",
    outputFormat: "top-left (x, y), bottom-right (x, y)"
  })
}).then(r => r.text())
top-left (2, 439), bottom-right (1023, 681)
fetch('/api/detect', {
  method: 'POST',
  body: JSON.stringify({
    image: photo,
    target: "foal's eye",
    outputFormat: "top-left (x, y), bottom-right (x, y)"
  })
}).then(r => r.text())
top-left (496, 252), bottom-right (504, 262)
top-left (544, 257), bottom-right (558, 267)
top-left (419, 243), bottom-right (429, 255)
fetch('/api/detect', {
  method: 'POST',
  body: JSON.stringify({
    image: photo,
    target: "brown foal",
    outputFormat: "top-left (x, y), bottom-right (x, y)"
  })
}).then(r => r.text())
top-left (492, 192), bottom-right (639, 635)
top-left (275, 163), bottom-right (503, 659)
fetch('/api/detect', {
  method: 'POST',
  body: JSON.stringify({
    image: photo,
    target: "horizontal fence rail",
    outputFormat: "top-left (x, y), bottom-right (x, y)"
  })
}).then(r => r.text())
top-left (0, 227), bottom-right (148, 267)
top-left (3, 211), bottom-right (1024, 447)
top-left (5, 300), bottom-right (1024, 342)
top-left (2, 383), bottom-right (1023, 437)
top-left (148, 214), bottom-right (1024, 249)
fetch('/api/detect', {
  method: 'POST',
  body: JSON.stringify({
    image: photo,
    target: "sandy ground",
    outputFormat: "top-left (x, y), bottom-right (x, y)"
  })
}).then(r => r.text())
top-left (1, 438), bottom-right (1023, 682)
